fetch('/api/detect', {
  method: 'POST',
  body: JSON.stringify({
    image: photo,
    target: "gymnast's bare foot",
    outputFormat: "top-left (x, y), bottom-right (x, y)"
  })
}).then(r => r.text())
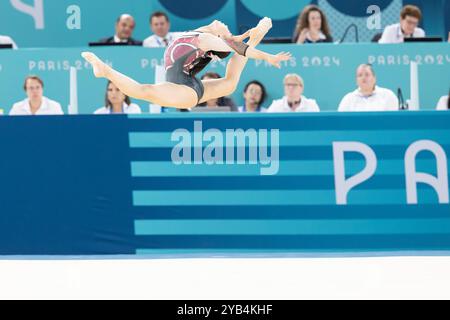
top-left (81, 52), bottom-right (109, 78)
top-left (247, 17), bottom-right (272, 47)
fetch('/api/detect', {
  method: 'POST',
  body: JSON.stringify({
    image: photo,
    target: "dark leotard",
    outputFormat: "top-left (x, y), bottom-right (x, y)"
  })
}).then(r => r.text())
top-left (164, 31), bottom-right (231, 103)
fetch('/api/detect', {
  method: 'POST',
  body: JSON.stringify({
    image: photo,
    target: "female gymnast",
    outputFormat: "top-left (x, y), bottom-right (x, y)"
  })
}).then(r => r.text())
top-left (82, 17), bottom-right (291, 109)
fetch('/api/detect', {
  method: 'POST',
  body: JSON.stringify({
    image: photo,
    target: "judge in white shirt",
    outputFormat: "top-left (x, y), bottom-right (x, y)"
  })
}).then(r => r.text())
top-left (436, 93), bottom-right (449, 110)
top-left (94, 81), bottom-right (142, 114)
top-left (267, 74), bottom-right (320, 113)
top-left (143, 11), bottom-right (182, 48)
top-left (0, 34), bottom-right (18, 49)
top-left (339, 64), bottom-right (399, 112)
top-left (379, 5), bottom-right (425, 44)
top-left (10, 76), bottom-right (63, 116)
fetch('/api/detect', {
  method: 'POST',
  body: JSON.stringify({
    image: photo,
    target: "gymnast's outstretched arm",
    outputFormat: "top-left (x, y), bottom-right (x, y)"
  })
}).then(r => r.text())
top-left (197, 31), bottom-right (291, 68)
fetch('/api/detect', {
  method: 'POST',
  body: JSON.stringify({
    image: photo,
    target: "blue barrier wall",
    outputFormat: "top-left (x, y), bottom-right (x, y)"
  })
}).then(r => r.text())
top-left (0, 112), bottom-right (450, 258)
top-left (0, 43), bottom-right (449, 114)
top-left (0, 0), bottom-right (448, 47)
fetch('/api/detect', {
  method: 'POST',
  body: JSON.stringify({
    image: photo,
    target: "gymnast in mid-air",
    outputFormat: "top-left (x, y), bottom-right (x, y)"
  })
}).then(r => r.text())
top-left (82, 17), bottom-right (291, 109)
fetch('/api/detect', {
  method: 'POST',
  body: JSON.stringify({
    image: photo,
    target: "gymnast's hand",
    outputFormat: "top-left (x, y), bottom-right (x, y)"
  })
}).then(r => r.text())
top-left (266, 52), bottom-right (292, 69)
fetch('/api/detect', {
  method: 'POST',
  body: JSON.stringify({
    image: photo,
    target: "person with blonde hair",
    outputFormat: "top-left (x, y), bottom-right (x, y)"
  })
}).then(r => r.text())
top-left (267, 74), bottom-right (320, 113)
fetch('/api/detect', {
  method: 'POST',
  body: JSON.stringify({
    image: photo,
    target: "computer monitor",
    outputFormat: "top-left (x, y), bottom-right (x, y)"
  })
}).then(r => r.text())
top-left (190, 106), bottom-right (232, 113)
top-left (88, 42), bottom-right (141, 47)
top-left (404, 37), bottom-right (443, 43)
top-left (0, 44), bottom-right (13, 49)
top-left (261, 37), bottom-right (292, 44)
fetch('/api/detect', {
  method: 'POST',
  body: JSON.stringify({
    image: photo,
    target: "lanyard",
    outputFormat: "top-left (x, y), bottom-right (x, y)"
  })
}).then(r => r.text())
top-left (156, 36), bottom-right (169, 47)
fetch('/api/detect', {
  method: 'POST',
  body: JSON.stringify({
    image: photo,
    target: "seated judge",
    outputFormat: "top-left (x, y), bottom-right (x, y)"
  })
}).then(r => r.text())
top-left (94, 81), bottom-right (142, 114)
top-left (143, 11), bottom-right (183, 48)
top-left (10, 76), bottom-right (64, 116)
top-left (379, 5), bottom-right (425, 44)
top-left (338, 64), bottom-right (398, 112)
top-left (98, 14), bottom-right (143, 45)
top-left (267, 74), bottom-right (320, 113)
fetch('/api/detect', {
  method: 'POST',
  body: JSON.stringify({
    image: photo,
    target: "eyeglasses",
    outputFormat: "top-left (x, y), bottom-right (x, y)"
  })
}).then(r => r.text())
top-left (403, 18), bottom-right (419, 27)
top-left (284, 83), bottom-right (302, 88)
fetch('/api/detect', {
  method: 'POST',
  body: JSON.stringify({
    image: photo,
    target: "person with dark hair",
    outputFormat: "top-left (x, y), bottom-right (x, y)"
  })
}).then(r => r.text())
top-left (98, 14), bottom-right (142, 45)
top-left (339, 64), bottom-right (398, 112)
top-left (82, 17), bottom-right (291, 110)
top-left (293, 5), bottom-right (333, 44)
top-left (196, 72), bottom-right (238, 111)
top-left (436, 90), bottom-right (450, 110)
top-left (238, 80), bottom-right (267, 112)
top-left (143, 11), bottom-right (183, 48)
top-left (379, 5), bottom-right (425, 44)
top-left (10, 75), bottom-right (63, 115)
top-left (94, 81), bottom-right (141, 114)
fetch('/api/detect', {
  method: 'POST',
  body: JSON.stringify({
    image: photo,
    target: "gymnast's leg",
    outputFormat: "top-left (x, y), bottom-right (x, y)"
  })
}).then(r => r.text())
top-left (199, 18), bottom-right (272, 104)
top-left (81, 52), bottom-right (198, 109)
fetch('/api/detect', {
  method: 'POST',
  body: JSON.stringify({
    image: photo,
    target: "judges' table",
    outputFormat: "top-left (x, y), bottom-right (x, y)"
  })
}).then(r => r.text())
top-left (0, 43), bottom-right (449, 114)
top-left (0, 111), bottom-right (449, 258)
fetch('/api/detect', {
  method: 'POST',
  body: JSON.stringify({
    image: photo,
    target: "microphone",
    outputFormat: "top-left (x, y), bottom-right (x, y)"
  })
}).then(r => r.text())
top-left (339, 23), bottom-right (359, 43)
top-left (398, 88), bottom-right (408, 110)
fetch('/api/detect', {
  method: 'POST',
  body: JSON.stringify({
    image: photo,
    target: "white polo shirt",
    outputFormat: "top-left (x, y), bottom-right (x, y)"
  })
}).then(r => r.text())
top-left (10, 97), bottom-right (64, 115)
top-left (266, 96), bottom-right (320, 113)
top-left (379, 23), bottom-right (426, 44)
top-left (338, 86), bottom-right (399, 112)
top-left (0, 35), bottom-right (18, 49)
top-left (143, 32), bottom-right (183, 48)
top-left (94, 103), bottom-right (142, 114)
top-left (436, 96), bottom-right (449, 110)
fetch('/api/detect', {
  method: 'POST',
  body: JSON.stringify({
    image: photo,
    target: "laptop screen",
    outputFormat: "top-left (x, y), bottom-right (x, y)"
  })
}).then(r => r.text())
top-left (261, 37), bottom-right (293, 44)
top-left (190, 106), bottom-right (232, 113)
top-left (88, 42), bottom-right (141, 47)
top-left (404, 37), bottom-right (443, 43)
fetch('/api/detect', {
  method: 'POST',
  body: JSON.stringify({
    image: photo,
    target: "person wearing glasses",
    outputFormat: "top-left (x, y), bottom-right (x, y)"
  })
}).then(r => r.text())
top-left (10, 75), bottom-right (63, 116)
top-left (238, 80), bottom-right (267, 112)
top-left (379, 5), bottom-right (425, 44)
top-left (266, 74), bottom-right (320, 113)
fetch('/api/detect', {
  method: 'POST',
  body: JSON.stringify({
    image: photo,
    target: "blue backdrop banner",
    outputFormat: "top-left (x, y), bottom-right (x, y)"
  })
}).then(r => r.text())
top-left (0, 112), bottom-right (450, 258)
